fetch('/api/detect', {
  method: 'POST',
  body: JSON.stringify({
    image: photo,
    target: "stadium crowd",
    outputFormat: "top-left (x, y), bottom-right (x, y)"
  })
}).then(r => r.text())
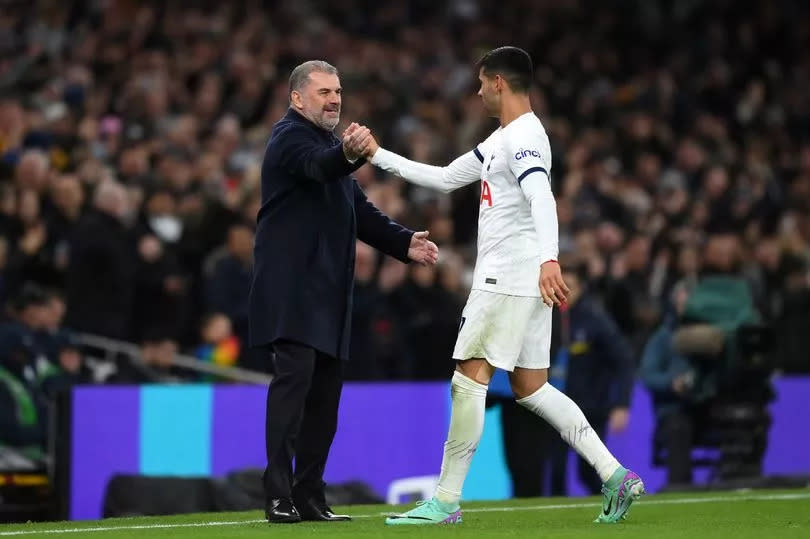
top-left (0, 0), bottom-right (808, 415)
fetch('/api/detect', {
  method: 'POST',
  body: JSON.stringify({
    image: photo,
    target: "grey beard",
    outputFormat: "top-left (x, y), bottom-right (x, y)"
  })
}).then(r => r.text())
top-left (318, 114), bottom-right (340, 131)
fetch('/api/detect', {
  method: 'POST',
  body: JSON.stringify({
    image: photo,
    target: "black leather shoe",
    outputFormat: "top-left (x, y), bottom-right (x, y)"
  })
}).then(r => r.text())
top-left (293, 497), bottom-right (351, 522)
top-left (265, 498), bottom-right (301, 523)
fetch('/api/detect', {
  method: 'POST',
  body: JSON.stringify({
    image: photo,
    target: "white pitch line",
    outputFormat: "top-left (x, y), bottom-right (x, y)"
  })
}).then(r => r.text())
top-left (1, 492), bottom-right (808, 536)
top-left (0, 519), bottom-right (267, 536)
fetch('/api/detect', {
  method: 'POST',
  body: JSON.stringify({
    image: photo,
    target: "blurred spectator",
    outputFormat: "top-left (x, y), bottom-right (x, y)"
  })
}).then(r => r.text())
top-left (0, 326), bottom-right (48, 459)
top-left (194, 313), bottom-right (241, 379)
top-left (13, 151), bottom-right (50, 195)
top-left (387, 263), bottom-right (461, 380)
top-left (367, 256), bottom-right (410, 377)
top-left (65, 181), bottom-right (136, 339)
top-left (640, 271), bottom-right (700, 487)
top-left (345, 242), bottom-right (385, 380)
top-left (668, 234), bottom-right (762, 407)
top-left (5, 188), bottom-right (56, 289)
top-left (204, 222), bottom-right (253, 353)
top-left (773, 253), bottom-right (810, 373)
top-left (140, 339), bottom-right (183, 381)
top-left (684, 234), bottom-right (759, 335)
top-left (604, 233), bottom-right (660, 358)
top-left (31, 290), bottom-right (91, 390)
top-left (45, 174), bottom-right (85, 284)
top-left (133, 233), bottom-right (187, 343)
top-left (0, 284), bottom-right (82, 457)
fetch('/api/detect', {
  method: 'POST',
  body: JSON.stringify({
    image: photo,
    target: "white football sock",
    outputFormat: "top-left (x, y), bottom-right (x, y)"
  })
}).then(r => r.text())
top-left (434, 371), bottom-right (488, 506)
top-left (517, 382), bottom-right (620, 483)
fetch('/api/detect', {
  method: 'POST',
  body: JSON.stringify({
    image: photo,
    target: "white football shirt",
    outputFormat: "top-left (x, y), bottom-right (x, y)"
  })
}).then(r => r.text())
top-left (371, 111), bottom-right (558, 297)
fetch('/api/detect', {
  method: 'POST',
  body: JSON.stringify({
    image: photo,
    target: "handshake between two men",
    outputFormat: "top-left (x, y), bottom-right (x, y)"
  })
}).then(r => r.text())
top-left (342, 123), bottom-right (380, 161)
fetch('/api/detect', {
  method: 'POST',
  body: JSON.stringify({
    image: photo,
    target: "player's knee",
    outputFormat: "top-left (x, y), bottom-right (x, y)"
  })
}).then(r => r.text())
top-left (511, 379), bottom-right (545, 400)
top-left (455, 359), bottom-right (494, 385)
top-left (509, 369), bottom-right (548, 399)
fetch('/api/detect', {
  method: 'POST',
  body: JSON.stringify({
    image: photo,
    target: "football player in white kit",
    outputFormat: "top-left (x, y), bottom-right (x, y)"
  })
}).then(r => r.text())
top-left (344, 46), bottom-right (644, 525)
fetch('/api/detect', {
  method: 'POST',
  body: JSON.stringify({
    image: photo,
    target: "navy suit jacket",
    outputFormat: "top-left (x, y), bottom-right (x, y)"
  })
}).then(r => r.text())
top-left (248, 109), bottom-right (413, 360)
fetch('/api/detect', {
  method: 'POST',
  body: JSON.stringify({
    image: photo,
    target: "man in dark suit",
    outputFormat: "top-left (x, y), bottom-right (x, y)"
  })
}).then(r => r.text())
top-left (249, 60), bottom-right (438, 524)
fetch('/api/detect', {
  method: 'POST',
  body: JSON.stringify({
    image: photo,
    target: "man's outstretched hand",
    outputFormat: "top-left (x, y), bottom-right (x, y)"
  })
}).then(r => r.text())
top-left (408, 231), bottom-right (439, 266)
top-left (539, 260), bottom-right (570, 307)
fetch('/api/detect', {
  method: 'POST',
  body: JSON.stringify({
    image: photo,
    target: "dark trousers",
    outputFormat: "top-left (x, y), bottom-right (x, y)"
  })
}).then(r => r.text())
top-left (263, 340), bottom-right (343, 503)
top-left (499, 399), bottom-right (567, 497)
top-left (661, 410), bottom-right (694, 485)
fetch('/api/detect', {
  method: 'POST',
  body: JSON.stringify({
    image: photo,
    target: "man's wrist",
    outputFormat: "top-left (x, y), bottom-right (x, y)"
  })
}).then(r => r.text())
top-left (343, 147), bottom-right (359, 163)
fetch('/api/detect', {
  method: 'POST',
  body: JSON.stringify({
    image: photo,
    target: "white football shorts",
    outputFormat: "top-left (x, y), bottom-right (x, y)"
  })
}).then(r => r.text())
top-left (452, 289), bottom-right (552, 371)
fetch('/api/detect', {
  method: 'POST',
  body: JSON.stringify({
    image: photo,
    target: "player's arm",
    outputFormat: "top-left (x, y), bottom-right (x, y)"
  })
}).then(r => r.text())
top-left (504, 130), bottom-right (568, 306)
top-left (369, 146), bottom-right (483, 194)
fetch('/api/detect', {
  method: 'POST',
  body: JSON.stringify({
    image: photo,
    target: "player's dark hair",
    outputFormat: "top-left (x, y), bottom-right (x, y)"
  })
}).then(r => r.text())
top-left (476, 46), bottom-right (533, 93)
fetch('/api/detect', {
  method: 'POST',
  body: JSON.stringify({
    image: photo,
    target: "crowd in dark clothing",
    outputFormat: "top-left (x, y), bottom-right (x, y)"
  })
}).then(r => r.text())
top-left (0, 0), bottom-right (808, 408)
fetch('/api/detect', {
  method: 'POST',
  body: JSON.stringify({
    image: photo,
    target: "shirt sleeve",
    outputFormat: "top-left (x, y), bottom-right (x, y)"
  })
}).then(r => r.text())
top-left (369, 147), bottom-right (482, 193)
top-left (502, 125), bottom-right (558, 264)
top-left (272, 123), bottom-right (365, 183)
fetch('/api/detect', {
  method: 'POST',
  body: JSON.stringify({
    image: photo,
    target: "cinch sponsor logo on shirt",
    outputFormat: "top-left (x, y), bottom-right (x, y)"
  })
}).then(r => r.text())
top-left (514, 148), bottom-right (541, 160)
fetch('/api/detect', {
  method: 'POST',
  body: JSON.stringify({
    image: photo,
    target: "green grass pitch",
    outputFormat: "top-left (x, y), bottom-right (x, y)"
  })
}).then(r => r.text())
top-left (1, 489), bottom-right (808, 538)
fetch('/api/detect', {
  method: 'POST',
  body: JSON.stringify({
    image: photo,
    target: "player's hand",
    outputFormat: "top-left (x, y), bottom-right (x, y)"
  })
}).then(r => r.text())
top-left (342, 123), bottom-right (371, 161)
top-left (608, 407), bottom-right (630, 434)
top-left (408, 230), bottom-right (439, 266)
top-left (344, 124), bottom-right (379, 159)
top-left (539, 260), bottom-right (569, 307)
top-left (358, 130), bottom-right (379, 158)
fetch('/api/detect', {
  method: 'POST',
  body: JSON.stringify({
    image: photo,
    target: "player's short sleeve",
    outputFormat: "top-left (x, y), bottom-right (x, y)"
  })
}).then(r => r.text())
top-left (502, 120), bottom-right (551, 186)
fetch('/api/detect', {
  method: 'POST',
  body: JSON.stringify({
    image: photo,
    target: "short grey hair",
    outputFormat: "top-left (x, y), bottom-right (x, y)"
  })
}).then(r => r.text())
top-left (93, 180), bottom-right (128, 217)
top-left (289, 60), bottom-right (338, 94)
